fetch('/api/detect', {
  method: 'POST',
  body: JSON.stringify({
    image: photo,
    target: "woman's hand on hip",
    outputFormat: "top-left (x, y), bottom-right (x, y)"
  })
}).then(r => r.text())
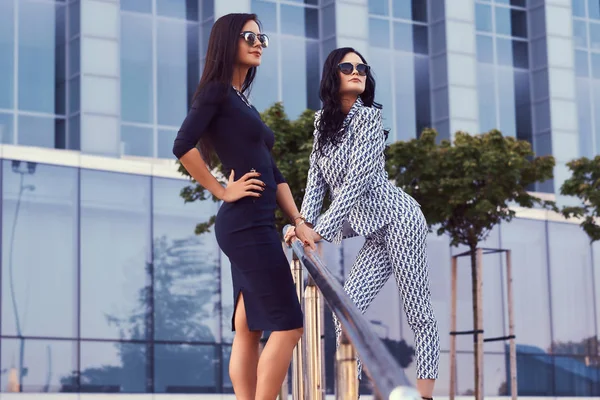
top-left (221, 170), bottom-right (265, 203)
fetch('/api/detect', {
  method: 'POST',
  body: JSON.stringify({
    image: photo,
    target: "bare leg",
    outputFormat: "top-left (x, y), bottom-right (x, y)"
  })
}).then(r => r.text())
top-left (417, 379), bottom-right (435, 398)
top-left (255, 327), bottom-right (303, 400)
top-left (229, 293), bottom-right (263, 400)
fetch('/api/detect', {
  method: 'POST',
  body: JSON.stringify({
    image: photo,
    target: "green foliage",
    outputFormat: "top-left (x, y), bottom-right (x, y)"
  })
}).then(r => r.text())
top-left (385, 129), bottom-right (556, 249)
top-left (178, 102), bottom-right (319, 236)
top-left (560, 155), bottom-right (600, 242)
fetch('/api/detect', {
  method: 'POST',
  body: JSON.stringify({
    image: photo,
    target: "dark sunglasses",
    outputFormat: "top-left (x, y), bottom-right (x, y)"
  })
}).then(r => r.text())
top-left (240, 31), bottom-right (269, 48)
top-left (338, 62), bottom-right (370, 76)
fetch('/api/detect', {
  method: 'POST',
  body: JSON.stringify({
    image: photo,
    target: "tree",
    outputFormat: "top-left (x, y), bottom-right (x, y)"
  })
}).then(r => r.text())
top-left (560, 155), bottom-right (600, 242)
top-left (385, 129), bottom-right (556, 400)
top-left (60, 236), bottom-right (220, 393)
top-left (178, 103), bottom-right (321, 236)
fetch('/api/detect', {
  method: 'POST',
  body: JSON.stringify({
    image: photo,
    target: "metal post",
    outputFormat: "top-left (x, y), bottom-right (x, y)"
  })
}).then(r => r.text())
top-left (291, 257), bottom-right (305, 400)
top-left (305, 276), bottom-right (325, 400)
top-left (449, 256), bottom-right (458, 400)
top-left (506, 250), bottom-right (517, 400)
top-left (475, 249), bottom-right (484, 400)
top-left (336, 333), bottom-right (358, 400)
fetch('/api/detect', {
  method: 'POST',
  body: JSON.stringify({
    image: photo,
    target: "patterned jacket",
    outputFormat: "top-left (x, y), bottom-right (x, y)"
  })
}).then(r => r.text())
top-left (300, 98), bottom-right (421, 244)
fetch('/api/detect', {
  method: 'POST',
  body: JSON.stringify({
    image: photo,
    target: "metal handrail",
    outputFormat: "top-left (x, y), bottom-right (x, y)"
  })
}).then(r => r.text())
top-left (284, 225), bottom-right (421, 400)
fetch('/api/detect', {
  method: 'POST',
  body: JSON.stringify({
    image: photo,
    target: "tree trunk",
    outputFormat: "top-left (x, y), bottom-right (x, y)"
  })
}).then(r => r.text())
top-left (469, 245), bottom-right (481, 400)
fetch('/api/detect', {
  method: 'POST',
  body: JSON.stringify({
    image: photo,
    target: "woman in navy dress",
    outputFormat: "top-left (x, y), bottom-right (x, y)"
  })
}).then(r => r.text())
top-left (172, 13), bottom-right (304, 400)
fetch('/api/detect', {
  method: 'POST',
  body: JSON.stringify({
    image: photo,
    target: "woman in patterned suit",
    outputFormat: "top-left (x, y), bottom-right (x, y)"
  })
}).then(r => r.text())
top-left (285, 47), bottom-right (439, 399)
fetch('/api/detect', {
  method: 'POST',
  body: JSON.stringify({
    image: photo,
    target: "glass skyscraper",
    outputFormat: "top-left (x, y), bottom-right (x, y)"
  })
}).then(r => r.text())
top-left (0, 0), bottom-right (598, 397)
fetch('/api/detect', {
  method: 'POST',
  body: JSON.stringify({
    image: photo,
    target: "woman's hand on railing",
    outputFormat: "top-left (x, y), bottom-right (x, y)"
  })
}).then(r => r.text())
top-left (284, 225), bottom-right (296, 246)
top-left (293, 224), bottom-right (322, 251)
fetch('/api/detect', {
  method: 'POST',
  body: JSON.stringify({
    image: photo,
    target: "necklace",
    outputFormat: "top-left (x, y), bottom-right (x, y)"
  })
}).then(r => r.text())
top-left (232, 85), bottom-right (252, 108)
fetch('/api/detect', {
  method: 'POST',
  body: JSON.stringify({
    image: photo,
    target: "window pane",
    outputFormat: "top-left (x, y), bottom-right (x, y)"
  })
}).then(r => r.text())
top-left (510, 9), bottom-right (527, 38)
top-left (0, 0), bottom-right (14, 109)
top-left (157, 0), bottom-right (198, 20)
top-left (251, 0), bottom-right (277, 33)
top-left (80, 341), bottom-right (147, 393)
top-left (497, 68), bottom-right (517, 137)
top-left (451, 229), bottom-right (506, 352)
top-left (121, 0), bottom-right (152, 13)
top-left (80, 170), bottom-right (151, 340)
top-left (554, 355), bottom-right (600, 396)
top-left (18, 1), bottom-right (66, 114)
top-left (392, 0), bottom-right (411, 20)
top-left (414, 55), bottom-right (431, 135)
top-left (495, 5), bottom-right (512, 36)
top-left (157, 19), bottom-right (187, 127)
top-left (281, 37), bottom-right (308, 120)
top-left (393, 21), bottom-right (413, 52)
top-left (475, 3), bottom-right (492, 32)
top-left (68, 0), bottom-right (80, 38)
top-left (591, 52), bottom-right (600, 79)
top-left (281, 4), bottom-right (318, 39)
top-left (514, 70), bottom-right (532, 141)
top-left (121, 14), bottom-right (153, 123)
top-left (573, 0), bottom-right (586, 17)
top-left (17, 115), bottom-right (60, 148)
top-left (576, 80), bottom-right (593, 158)
top-left (513, 40), bottom-right (528, 68)
top-left (0, 339), bottom-right (77, 392)
top-left (394, 52), bottom-right (416, 139)
top-left (501, 219), bottom-right (553, 352)
top-left (154, 344), bottom-right (218, 393)
top-left (370, 50), bottom-right (393, 122)
top-left (496, 37), bottom-right (514, 66)
top-left (369, 17), bottom-right (390, 48)
top-left (152, 178), bottom-right (221, 342)
top-left (574, 20), bottom-right (588, 48)
top-left (516, 353), bottom-right (555, 396)
top-left (477, 63), bottom-right (497, 132)
top-left (548, 222), bottom-right (596, 355)
top-left (0, 113), bottom-right (13, 144)
top-left (590, 23), bottom-right (600, 51)
top-left (476, 34), bottom-right (494, 63)
top-left (575, 50), bottom-right (589, 77)
top-left (222, 345), bottom-right (232, 388)
top-left (121, 125), bottom-right (153, 158)
top-left (157, 129), bottom-right (177, 159)
top-left (306, 40), bottom-right (321, 111)
top-left (251, 34), bottom-right (278, 112)
top-left (368, 0), bottom-right (389, 16)
top-left (590, 0), bottom-right (600, 20)
top-left (1, 161), bottom-right (77, 337)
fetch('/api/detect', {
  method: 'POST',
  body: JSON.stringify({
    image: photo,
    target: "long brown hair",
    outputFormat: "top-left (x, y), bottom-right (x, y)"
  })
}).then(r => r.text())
top-left (193, 13), bottom-right (261, 164)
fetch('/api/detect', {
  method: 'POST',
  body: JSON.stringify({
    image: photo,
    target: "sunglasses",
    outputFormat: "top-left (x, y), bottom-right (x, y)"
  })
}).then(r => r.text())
top-left (338, 62), bottom-right (370, 76)
top-left (240, 31), bottom-right (269, 48)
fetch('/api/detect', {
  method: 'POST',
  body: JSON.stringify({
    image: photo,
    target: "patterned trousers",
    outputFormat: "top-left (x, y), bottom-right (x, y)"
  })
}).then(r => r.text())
top-left (334, 204), bottom-right (440, 380)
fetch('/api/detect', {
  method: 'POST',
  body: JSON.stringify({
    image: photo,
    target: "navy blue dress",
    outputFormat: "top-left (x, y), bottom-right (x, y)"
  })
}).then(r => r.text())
top-left (172, 82), bottom-right (304, 332)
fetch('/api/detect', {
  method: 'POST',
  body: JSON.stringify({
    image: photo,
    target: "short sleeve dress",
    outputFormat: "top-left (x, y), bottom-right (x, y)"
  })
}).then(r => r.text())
top-left (173, 82), bottom-right (303, 332)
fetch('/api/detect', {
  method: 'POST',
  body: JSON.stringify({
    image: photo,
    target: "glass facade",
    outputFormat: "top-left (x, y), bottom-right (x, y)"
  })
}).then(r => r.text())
top-left (573, 0), bottom-right (600, 158)
top-left (0, 155), bottom-right (598, 395)
top-left (0, 0), bottom-right (76, 150)
top-left (368, 0), bottom-right (431, 143)
top-left (0, 158), bottom-right (225, 393)
top-left (250, 0), bottom-right (321, 119)
top-left (475, 0), bottom-right (531, 143)
top-left (120, 0), bottom-right (200, 158)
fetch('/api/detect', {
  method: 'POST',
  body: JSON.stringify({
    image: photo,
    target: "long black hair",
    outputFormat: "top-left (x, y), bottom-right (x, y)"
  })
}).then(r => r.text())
top-left (316, 47), bottom-right (378, 155)
top-left (192, 13), bottom-right (261, 164)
